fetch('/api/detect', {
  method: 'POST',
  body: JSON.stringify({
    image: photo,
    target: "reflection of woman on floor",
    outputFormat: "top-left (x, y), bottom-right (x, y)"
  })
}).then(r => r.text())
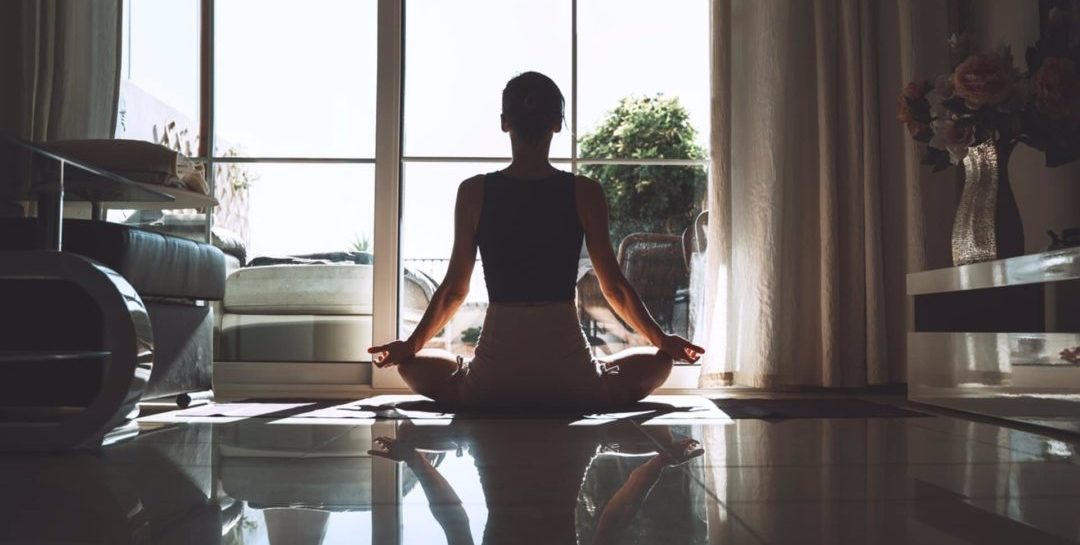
top-left (368, 71), bottom-right (704, 409)
top-left (368, 420), bottom-right (704, 545)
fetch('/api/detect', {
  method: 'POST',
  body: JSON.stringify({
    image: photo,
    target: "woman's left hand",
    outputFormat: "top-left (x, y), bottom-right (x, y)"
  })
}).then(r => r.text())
top-left (659, 334), bottom-right (705, 364)
top-left (367, 340), bottom-right (416, 368)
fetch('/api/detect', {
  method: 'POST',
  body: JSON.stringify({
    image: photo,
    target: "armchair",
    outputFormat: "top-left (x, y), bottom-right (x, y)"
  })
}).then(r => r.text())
top-left (577, 232), bottom-right (688, 351)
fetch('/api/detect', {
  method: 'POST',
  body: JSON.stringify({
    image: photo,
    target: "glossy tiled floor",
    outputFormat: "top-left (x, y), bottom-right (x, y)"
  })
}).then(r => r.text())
top-left (3, 395), bottom-right (1080, 544)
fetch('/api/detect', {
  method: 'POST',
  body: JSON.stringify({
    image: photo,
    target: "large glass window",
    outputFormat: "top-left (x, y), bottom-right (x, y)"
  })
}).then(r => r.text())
top-left (240, 164), bottom-right (374, 258)
top-left (211, 1), bottom-right (378, 368)
top-left (119, 0), bottom-right (711, 388)
top-left (401, 0), bottom-right (710, 356)
top-left (400, 0), bottom-right (575, 355)
top-left (403, 0), bottom-right (573, 158)
top-left (112, 0), bottom-right (207, 242)
top-left (214, 0), bottom-right (377, 158)
top-left (117, 0), bottom-right (201, 150)
top-left (577, 0), bottom-right (711, 155)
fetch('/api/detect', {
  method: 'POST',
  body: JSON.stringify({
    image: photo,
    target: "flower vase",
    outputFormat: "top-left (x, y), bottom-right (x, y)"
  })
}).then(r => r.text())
top-left (951, 141), bottom-right (1024, 266)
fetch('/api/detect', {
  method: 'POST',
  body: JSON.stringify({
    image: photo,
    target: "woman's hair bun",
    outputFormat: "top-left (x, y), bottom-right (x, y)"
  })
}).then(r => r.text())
top-left (503, 72), bottom-right (564, 141)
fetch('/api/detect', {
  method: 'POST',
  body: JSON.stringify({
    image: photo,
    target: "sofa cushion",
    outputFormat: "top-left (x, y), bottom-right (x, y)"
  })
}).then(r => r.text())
top-left (0, 218), bottom-right (226, 300)
top-left (224, 264), bottom-right (373, 314)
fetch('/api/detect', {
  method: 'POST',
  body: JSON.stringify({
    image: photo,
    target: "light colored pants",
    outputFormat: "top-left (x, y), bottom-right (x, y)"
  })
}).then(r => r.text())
top-left (460, 301), bottom-right (610, 408)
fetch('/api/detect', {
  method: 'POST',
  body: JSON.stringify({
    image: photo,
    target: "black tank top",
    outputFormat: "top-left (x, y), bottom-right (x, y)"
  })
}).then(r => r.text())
top-left (476, 170), bottom-right (584, 303)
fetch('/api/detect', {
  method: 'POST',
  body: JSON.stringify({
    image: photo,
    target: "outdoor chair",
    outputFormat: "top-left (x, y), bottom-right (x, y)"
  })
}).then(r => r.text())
top-left (577, 232), bottom-right (688, 349)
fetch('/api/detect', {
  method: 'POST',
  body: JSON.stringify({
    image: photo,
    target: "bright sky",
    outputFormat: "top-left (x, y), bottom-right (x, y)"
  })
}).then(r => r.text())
top-left (121, 0), bottom-right (709, 262)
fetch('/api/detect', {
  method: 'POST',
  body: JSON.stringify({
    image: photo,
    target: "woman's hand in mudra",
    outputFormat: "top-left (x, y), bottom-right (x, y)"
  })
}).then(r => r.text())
top-left (368, 436), bottom-right (422, 465)
top-left (659, 334), bottom-right (705, 364)
top-left (368, 340), bottom-right (416, 368)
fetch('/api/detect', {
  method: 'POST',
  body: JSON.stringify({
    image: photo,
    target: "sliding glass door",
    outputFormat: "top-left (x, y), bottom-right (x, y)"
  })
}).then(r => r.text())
top-left (119, 0), bottom-right (710, 393)
top-left (394, 0), bottom-right (710, 387)
top-left (397, 0), bottom-right (573, 362)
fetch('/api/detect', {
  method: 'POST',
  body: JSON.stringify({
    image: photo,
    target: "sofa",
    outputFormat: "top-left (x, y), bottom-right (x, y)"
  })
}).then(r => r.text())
top-left (218, 253), bottom-right (437, 366)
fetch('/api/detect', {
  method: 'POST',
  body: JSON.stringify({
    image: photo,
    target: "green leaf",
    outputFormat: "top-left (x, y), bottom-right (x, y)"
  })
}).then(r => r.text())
top-left (578, 94), bottom-right (706, 245)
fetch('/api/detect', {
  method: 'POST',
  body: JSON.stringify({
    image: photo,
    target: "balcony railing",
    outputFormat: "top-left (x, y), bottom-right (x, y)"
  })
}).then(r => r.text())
top-left (404, 258), bottom-right (488, 304)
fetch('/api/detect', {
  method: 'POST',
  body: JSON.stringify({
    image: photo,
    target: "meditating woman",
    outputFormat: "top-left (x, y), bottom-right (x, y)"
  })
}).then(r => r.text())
top-left (368, 71), bottom-right (704, 409)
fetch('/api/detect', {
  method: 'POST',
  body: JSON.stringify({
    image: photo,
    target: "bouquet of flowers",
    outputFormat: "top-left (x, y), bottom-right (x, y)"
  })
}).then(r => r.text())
top-left (898, 30), bottom-right (1080, 170)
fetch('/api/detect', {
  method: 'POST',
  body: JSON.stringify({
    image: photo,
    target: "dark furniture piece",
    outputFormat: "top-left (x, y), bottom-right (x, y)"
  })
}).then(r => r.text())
top-left (0, 218), bottom-right (226, 401)
top-left (0, 136), bottom-right (222, 450)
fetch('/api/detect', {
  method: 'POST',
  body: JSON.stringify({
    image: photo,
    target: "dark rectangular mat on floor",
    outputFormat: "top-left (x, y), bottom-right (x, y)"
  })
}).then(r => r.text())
top-left (710, 398), bottom-right (930, 420)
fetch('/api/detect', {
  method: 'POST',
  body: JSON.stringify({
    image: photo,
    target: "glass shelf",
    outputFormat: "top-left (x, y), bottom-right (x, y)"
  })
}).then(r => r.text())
top-left (0, 135), bottom-right (176, 204)
top-left (0, 350), bottom-right (111, 363)
top-left (1, 135), bottom-right (219, 250)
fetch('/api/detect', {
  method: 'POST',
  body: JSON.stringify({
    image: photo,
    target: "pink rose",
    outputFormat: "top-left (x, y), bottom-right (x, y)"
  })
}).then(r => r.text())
top-left (952, 51), bottom-right (1017, 108)
top-left (897, 81), bottom-right (931, 137)
top-left (902, 81), bottom-right (928, 101)
top-left (896, 97), bottom-right (928, 137)
top-left (929, 117), bottom-right (975, 164)
top-left (1033, 57), bottom-right (1080, 125)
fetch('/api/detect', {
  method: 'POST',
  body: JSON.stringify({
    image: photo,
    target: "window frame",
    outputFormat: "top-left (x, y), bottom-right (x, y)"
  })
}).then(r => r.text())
top-left (383, 0), bottom-right (709, 389)
top-left (188, 0), bottom-right (708, 393)
top-left (193, 0), bottom-right (383, 396)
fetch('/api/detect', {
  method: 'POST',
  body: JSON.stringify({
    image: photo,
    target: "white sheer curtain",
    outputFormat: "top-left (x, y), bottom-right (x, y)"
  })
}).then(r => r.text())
top-left (698, 0), bottom-right (958, 388)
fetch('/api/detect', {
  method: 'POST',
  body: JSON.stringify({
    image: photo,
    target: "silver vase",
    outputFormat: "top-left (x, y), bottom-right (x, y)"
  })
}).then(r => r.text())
top-left (951, 141), bottom-right (1024, 266)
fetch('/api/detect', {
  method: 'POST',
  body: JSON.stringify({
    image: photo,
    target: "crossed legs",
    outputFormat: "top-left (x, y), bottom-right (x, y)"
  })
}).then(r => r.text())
top-left (396, 349), bottom-right (465, 406)
top-left (396, 346), bottom-right (673, 408)
top-left (598, 346), bottom-right (673, 406)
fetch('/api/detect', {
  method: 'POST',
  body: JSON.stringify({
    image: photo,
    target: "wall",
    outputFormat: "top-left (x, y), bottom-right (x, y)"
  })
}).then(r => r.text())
top-left (966, 0), bottom-right (1080, 254)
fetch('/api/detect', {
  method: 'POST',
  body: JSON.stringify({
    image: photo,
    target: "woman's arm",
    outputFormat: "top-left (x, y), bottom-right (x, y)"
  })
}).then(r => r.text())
top-left (369, 176), bottom-right (482, 367)
top-left (575, 176), bottom-right (704, 363)
top-left (369, 437), bottom-right (474, 545)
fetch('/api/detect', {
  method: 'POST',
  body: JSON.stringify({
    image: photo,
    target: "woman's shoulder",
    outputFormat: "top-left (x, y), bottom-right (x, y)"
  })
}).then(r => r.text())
top-left (456, 174), bottom-right (486, 202)
top-left (572, 174), bottom-right (604, 198)
top-left (459, 174), bottom-right (486, 189)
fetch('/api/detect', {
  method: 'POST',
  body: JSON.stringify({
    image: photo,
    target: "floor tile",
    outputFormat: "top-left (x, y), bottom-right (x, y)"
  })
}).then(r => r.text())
top-left (1012, 417), bottom-right (1080, 436)
top-left (691, 461), bottom-right (1080, 503)
top-left (963, 496), bottom-right (1080, 544)
top-left (681, 417), bottom-right (1059, 467)
top-left (910, 416), bottom-right (1080, 463)
top-left (723, 498), bottom-right (1080, 545)
top-left (4, 397), bottom-right (1080, 544)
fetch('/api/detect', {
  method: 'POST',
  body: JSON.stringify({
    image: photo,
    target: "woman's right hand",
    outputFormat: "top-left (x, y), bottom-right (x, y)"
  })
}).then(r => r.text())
top-left (368, 436), bottom-right (421, 464)
top-left (367, 339), bottom-right (417, 368)
top-left (659, 334), bottom-right (705, 364)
